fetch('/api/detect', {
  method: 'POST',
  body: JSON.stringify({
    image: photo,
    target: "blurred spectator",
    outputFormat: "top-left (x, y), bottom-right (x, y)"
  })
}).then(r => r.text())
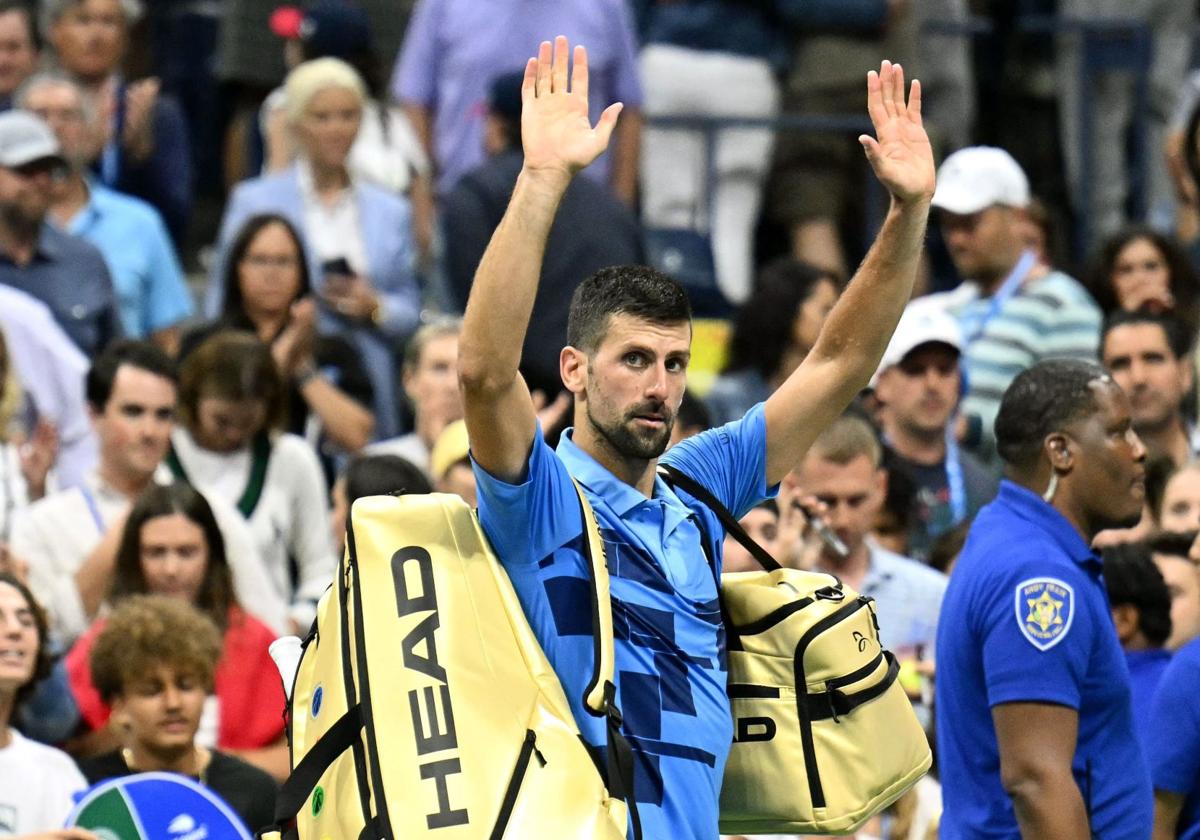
top-left (0, 573), bottom-right (87, 833)
top-left (1160, 460), bottom-right (1200, 533)
top-left (1087, 226), bottom-right (1200, 337)
top-left (0, 2), bottom-right (38, 111)
top-left (11, 340), bottom-right (285, 644)
top-left (0, 327), bottom-right (60, 535)
top-left (1103, 541), bottom-right (1172, 759)
top-left (1152, 530), bottom-right (1200, 652)
top-left (790, 414), bottom-right (947, 663)
top-left (0, 110), bottom-right (120, 358)
top-left (67, 486), bottom-right (286, 780)
top-left (633, 0), bottom-right (801, 302)
top-left (328, 452), bottom-right (430, 555)
top-left (721, 499), bottom-right (779, 575)
top-left (925, 146), bottom-right (1102, 460)
top-left (442, 71), bottom-right (641, 395)
top-left (392, 0), bottom-right (643, 203)
top-left (1101, 311), bottom-right (1195, 467)
top-left (765, 0), bottom-right (914, 278)
top-left (210, 57), bottom-right (421, 440)
top-left (41, 0), bottom-right (193, 244)
top-left (0, 285), bottom-right (95, 491)
top-left (873, 302), bottom-right (998, 563)
top-left (78, 594), bottom-right (278, 830)
top-left (1056, 0), bottom-right (1196, 245)
top-left (262, 1), bottom-right (432, 247)
top-left (429, 418), bottom-right (473, 506)
top-left (170, 332), bottom-right (337, 633)
top-left (184, 214), bottom-right (375, 458)
top-left (705, 258), bottom-right (839, 427)
top-left (21, 73), bottom-right (192, 356)
top-left (668, 389), bottom-right (710, 449)
top-left (367, 320), bottom-right (461, 478)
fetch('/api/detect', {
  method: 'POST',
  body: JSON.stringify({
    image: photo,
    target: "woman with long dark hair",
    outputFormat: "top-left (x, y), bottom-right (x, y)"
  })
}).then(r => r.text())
top-left (65, 482), bottom-right (288, 779)
top-left (1087, 225), bottom-right (1200, 335)
top-left (183, 212), bottom-right (375, 455)
top-left (706, 258), bottom-right (840, 426)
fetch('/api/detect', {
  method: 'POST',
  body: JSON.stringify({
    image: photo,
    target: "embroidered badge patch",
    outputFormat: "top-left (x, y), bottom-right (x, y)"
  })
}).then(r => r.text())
top-left (1014, 577), bottom-right (1074, 651)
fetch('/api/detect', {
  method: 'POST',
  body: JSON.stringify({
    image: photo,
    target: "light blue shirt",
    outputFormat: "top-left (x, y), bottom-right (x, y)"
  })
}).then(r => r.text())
top-left (65, 183), bottom-right (193, 339)
top-left (472, 405), bottom-right (774, 839)
top-left (859, 542), bottom-right (947, 655)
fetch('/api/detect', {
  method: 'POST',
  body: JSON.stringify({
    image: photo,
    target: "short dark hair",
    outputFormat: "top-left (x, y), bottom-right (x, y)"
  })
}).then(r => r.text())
top-left (994, 360), bottom-right (1111, 468)
top-left (0, 573), bottom-right (52, 715)
top-left (110, 482), bottom-right (235, 630)
top-left (677, 390), bottom-right (711, 434)
top-left (342, 454), bottom-right (432, 504)
top-left (85, 340), bottom-right (178, 412)
top-left (724, 259), bottom-right (840, 378)
top-left (1148, 529), bottom-right (1198, 562)
top-left (0, 1), bottom-right (38, 50)
top-left (1101, 309), bottom-right (1193, 361)
top-left (566, 265), bottom-right (691, 353)
top-left (1103, 541), bottom-right (1173, 647)
top-left (178, 331), bottom-right (287, 433)
top-left (220, 214), bottom-right (311, 323)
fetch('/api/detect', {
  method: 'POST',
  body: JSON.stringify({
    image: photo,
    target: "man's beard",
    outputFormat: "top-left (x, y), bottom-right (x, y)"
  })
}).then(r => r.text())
top-left (586, 398), bottom-right (674, 461)
top-left (0, 202), bottom-right (42, 240)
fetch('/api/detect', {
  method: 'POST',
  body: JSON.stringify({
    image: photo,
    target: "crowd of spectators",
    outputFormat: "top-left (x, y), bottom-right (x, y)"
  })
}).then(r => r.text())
top-left (0, 0), bottom-right (1197, 836)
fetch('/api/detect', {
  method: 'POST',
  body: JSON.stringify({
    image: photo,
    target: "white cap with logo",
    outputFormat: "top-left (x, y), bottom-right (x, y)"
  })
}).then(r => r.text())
top-left (931, 146), bottom-right (1030, 216)
top-left (871, 299), bottom-right (963, 386)
top-left (0, 110), bottom-right (65, 169)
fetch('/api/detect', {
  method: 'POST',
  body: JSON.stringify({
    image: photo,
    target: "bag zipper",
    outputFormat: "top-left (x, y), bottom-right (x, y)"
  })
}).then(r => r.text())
top-left (791, 597), bottom-right (871, 809)
top-left (488, 730), bottom-right (546, 840)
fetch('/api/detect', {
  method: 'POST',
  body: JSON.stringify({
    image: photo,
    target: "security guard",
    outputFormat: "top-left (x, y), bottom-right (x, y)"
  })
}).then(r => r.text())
top-left (935, 359), bottom-right (1153, 837)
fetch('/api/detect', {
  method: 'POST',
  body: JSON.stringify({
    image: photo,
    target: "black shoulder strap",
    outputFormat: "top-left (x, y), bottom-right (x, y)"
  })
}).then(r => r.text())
top-left (657, 464), bottom-right (781, 573)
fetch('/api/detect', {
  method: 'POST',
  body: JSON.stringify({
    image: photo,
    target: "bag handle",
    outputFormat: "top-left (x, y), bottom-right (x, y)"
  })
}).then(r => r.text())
top-left (269, 704), bottom-right (366, 837)
top-left (657, 464), bottom-right (781, 573)
top-left (571, 479), bottom-right (644, 840)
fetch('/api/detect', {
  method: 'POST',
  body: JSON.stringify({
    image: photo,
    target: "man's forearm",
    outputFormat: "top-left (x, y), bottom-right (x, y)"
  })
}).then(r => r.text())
top-left (1009, 774), bottom-right (1090, 839)
top-left (459, 169), bottom-right (569, 388)
top-left (808, 199), bottom-right (929, 385)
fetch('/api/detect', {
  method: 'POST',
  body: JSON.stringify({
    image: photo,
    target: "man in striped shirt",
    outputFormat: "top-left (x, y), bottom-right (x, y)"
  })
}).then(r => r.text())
top-left (926, 146), bottom-right (1102, 461)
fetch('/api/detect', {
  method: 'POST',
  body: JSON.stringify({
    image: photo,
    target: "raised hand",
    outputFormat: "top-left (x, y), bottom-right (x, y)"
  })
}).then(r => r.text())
top-left (520, 36), bottom-right (623, 181)
top-left (859, 61), bottom-right (935, 207)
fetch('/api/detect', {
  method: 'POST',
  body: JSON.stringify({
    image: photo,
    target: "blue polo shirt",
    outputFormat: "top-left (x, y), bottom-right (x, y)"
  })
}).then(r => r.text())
top-left (0, 223), bottom-right (121, 357)
top-left (65, 183), bottom-right (193, 339)
top-left (1127, 648), bottom-right (1170, 759)
top-left (473, 405), bottom-right (773, 840)
top-left (935, 481), bottom-right (1151, 838)
top-left (1149, 637), bottom-right (1200, 839)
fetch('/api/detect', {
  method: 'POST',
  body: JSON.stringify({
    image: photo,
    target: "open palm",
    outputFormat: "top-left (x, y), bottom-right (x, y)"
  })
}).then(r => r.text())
top-left (521, 36), bottom-right (623, 178)
top-left (860, 61), bottom-right (936, 206)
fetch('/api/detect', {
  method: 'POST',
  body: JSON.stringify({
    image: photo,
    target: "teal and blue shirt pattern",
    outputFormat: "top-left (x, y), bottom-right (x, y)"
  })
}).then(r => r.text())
top-left (473, 405), bottom-right (773, 840)
top-left (935, 481), bottom-right (1151, 838)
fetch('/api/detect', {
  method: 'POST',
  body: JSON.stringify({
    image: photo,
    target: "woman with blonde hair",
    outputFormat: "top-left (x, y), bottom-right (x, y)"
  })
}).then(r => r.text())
top-left (207, 57), bottom-right (421, 439)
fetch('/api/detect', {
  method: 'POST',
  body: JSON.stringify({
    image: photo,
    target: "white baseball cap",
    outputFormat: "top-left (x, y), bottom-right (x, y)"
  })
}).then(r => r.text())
top-left (871, 300), bottom-right (963, 386)
top-left (931, 146), bottom-right (1030, 215)
top-left (0, 111), bottom-right (65, 170)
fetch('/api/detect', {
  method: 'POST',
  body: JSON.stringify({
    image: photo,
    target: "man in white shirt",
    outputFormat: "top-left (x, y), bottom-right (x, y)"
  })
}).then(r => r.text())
top-left (11, 340), bottom-right (285, 644)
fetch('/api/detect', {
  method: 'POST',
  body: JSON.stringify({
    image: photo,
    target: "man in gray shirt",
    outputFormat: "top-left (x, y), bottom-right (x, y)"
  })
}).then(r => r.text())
top-left (0, 110), bottom-right (120, 358)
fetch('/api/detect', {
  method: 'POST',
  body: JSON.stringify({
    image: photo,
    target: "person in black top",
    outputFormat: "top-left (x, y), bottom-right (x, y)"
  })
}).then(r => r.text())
top-left (182, 213), bottom-right (375, 471)
top-left (77, 594), bottom-right (278, 834)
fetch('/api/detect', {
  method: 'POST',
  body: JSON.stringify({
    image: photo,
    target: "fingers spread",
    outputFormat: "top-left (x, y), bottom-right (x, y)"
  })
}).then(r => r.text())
top-left (908, 79), bottom-right (923, 125)
top-left (552, 35), bottom-right (569, 93)
top-left (865, 69), bottom-right (887, 126)
top-left (892, 62), bottom-right (905, 111)
top-left (879, 60), bottom-right (895, 115)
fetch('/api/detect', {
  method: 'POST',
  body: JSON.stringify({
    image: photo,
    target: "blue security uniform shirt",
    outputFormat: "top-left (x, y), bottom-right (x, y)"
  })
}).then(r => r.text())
top-left (935, 481), bottom-right (1152, 838)
top-left (473, 405), bottom-right (773, 840)
top-left (1127, 648), bottom-right (1170, 760)
top-left (1149, 637), bottom-right (1200, 839)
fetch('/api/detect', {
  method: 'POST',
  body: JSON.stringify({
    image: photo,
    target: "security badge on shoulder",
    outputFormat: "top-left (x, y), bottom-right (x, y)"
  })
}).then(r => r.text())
top-left (1014, 577), bottom-right (1075, 651)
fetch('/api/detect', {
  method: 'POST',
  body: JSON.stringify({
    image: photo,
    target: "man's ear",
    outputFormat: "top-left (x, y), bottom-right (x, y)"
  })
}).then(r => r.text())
top-left (560, 346), bottom-right (588, 396)
top-left (1044, 432), bottom-right (1074, 473)
top-left (872, 466), bottom-right (889, 507)
top-left (1181, 354), bottom-right (1195, 395)
top-left (1110, 603), bottom-right (1139, 645)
